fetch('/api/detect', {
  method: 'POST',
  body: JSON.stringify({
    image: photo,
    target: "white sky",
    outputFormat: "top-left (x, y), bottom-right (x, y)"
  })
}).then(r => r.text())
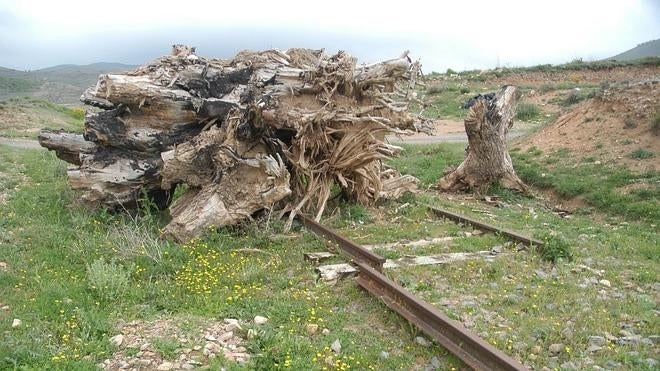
top-left (1, 0), bottom-right (658, 72)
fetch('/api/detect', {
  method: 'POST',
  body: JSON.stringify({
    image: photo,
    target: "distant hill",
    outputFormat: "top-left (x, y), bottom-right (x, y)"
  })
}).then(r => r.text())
top-left (607, 39), bottom-right (660, 61)
top-left (0, 63), bottom-right (137, 105)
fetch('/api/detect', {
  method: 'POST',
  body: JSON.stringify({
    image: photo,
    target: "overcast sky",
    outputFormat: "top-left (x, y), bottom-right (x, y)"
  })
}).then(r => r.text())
top-left (1, 0), bottom-right (659, 72)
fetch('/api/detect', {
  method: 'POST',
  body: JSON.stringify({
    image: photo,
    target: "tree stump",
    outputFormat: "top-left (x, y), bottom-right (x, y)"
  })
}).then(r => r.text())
top-left (438, 85), bottom-right (528, 193)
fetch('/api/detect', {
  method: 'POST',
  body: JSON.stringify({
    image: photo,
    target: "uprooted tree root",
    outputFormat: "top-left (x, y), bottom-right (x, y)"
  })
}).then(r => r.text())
top-left (40, 45), bottom-right (426, 241)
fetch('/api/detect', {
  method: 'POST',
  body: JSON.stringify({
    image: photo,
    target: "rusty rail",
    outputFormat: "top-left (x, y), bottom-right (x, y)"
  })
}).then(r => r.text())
top-left (299, 214), bottom-right (528, 370)
top-left (297, 215), bottom-right (385, 270)
top-left (425, 204), bottom-right (543, 247)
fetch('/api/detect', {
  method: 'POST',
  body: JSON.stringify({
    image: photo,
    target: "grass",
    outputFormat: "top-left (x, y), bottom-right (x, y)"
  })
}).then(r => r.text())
top-left (511, 147), bottom-right (660, 220)
top-left (1, 143), bottom-right (659, 370)
top-left (0, 97), bottom-right (85, 138)
top-left (630, 148), bottom-right (654, 160)
top-left (0, 146), bottom-right (450, 370)
top-left (515, 103), bottom-right (541, 121)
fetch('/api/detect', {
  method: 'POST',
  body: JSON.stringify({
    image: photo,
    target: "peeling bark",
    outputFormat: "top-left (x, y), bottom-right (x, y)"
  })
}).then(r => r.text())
top-left (438, 86), bottom-right (528, 193)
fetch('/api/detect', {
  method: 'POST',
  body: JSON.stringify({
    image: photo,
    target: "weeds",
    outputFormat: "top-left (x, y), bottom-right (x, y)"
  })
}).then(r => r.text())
top-left (86, 259), bottom-right (132, 300)
top-left (535, 232), bottom-right (573, 263)
top-left (630, 148), bottom-right (654, 160)
top-left (516, 103), bottom-right (540, 121)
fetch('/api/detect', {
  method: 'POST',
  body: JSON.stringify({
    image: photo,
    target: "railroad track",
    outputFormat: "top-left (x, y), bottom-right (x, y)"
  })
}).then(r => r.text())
top-left (297, 204), bottom-right (540, 371)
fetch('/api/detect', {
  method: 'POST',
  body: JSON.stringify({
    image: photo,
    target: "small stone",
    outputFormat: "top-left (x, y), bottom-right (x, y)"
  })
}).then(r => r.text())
top-left (619, 329), bottom-right (634, 337)
top-left (110, 334), bottom-right (124, 347)
top-left (415, 336), bottom-right (431, 347)
top-left (560, 361), bottom-right (577, 370)
top-left (429, 356), bottom-right (441, 368)
top-left (254, 315), bottom-right (268, 325)
top-left (0, 262), bottom-right (8, 271)
top-left (640, 338), bottom-right (653, 346)
top-left (218, 331), bottom-right (233, 342)
top-left (156, 361), bottom-right (173, 371)
top-left (647, 335), bottom-right (660, 344)
top-left (136, 360), bottom-right (151, 366)
top-left (491, 245), bottom-right (503, 254)
top-left (181, 363), bottom-right (195, 370)
top-left (528, 354), bottom-right (537, 361)
top-left (322, 328), bottom-right (330, 335)
top-left (306, 324), bottom-right (319, 335)
top-left (140, 342), bottom-right (150, 350)
top-left (331, 339), bottom-right (341, 353)
top-left (11, 318), bottom-right (21, 328)
top-left (224, 318), bottom-right (242, 331)
top-left (644, 358), bottom-right (657, 368)
top-left (379, 351), bottom-right (389, 360)
top-left (588, 336), bottom-right (606, 346)
top-left (204, 334), bottom-right (217, 341)
top-left (203, 342), bottom-right (222, 354)
top-left (561, 327), bottom-right (573, 339)
top-left (548, 343), bottom-right (563, 354)
top-left (599, 279), bottom-right (611, 288)
top-left (587, 345), bottom-right (602, 353)
top-left (618, 335), bottom-right (641, 345)
top-left (604, 360), bottom-right (620, 369)
top-left (531, 345), bottom-right (541, 354)
top-left (535, 270), bottom-right (549, 280)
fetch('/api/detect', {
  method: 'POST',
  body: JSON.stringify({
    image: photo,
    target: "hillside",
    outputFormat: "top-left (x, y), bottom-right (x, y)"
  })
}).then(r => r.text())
top-left (608, 38), bottom-right (660, 61)
top-left (0, 63), bottom-right (136, 105)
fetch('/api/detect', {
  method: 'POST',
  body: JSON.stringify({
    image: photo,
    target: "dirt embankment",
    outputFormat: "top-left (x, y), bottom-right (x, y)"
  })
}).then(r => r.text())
top-left (516, 79), bottom-right (660, 171)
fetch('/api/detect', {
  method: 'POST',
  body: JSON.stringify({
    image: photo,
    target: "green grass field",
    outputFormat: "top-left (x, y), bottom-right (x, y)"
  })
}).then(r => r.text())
top-left (1, 144), bottom-right (658, 370)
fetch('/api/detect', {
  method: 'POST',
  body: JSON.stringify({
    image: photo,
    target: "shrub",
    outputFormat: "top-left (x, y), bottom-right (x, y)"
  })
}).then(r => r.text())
top-left (86, 259), bottom-right (131, 300)
top-left (446, 68), bottom-right (457, 75)
top-left (630, 148), bottom-right (654, 160)
top-left (459, 86), bottom-right (470, 94)
top-left (536, 232), bottom-right (573, 263)
top-left (562, 91), bottom-right (585, 106)
top-left (516, 103), bottom-right (540, 121)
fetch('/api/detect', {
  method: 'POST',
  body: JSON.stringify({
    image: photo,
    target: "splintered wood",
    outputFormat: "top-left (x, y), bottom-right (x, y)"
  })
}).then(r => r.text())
top-left (39, 45), bottom-right (425, 241)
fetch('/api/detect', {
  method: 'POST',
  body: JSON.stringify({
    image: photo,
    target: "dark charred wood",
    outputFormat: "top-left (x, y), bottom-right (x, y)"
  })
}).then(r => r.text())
top-left (38, 130), bottom-right (97, 165)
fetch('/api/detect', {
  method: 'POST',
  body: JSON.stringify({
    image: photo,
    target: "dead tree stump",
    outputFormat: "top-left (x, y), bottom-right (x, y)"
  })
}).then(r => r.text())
top-left (438, 85), bottom-right (528, 193)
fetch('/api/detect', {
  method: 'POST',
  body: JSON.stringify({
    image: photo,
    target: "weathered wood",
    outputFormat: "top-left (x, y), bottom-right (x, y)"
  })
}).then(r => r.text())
top-left (40, 46), bottom-right (425, 241)
top-left (38, 130), bottom-right (96, 165)
top-left (438, 86), bottom-right (528, 192)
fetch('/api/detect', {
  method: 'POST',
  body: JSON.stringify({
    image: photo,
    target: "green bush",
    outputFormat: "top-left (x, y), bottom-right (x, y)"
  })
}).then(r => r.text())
top-left (86, 259), bottom-right (131, 300)
top-left (516, 103), bottom-right (540, 121)
top-left (536, 232), bottom-right (573, 263)
top-left (630, 148), bottom-right (654, 160)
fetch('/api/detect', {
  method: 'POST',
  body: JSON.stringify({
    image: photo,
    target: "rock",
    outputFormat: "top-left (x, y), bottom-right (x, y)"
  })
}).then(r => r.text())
top-left (491, 245), bottom-right (503, 254)
top-left (617, 335), bottom-right (641, 345)
top-left (619, 329), bottom-right (634, 337)
top-left (535, 270), bottom-right (549, 280)
top-left (218, 331), bottom-right (233, 342)
top-left (647, 335), bottom-right (660, 344)
top-left (588, 336), bottom-right (606, 346)
top-left (528, 354), bottom-right (537, 361)
top-left (561, 327), bottom-right (573, 339)
top-left (599, 279), bottom-right (611, 287)
top-left (560, 361), bottom-right (577, 370)
top-left (0, 261), bottom-right (8, 271)
top-left (322, 328), bottom-right (330, 335)
top-left (640, 338), bottom-right (653, 346)
top-left (181, 363), bottom-right (195, 370)
top-left (531, 345), bottom-right (541, 354)
top-left (156, 361), bottom-right (173, 371)
top-left (204, 334), bottom-right (217, 342)
top-left (203, 342), bottom-right (222, 355)
top-left (11, 318), bottom-right (21, 328)
top-left (644, 358), bottom-right (657, 368)
top-left (587, 344), bottom-right (602, 353)
top-left (254, 315), bottom-right (268, 325)
top-left (379, 351), bottom-right (389, 360)
top-left (224, 318), bottom-right (242, 331)
top-left (604, 360), bottom-right (620, 369)
top-left (331, 339), bottom-right (341, 353)
top-left (415, 336), bottom-right (431, 347)
top-left (548, 343), bottom-right (563, 354)
top-left (109, 334), bottom-right (124, 347)
top-left (305, 324), bottom-right (319, 335)
top-left (429, 356), bottom-right (441, 369)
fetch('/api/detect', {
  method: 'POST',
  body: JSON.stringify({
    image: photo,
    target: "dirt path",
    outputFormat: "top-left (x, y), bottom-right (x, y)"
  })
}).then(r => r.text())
top-left (0, 137), bottom-right (41, 149)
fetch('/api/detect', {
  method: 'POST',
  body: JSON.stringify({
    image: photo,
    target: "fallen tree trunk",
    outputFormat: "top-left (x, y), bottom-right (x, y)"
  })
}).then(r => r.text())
top-left (40, 45), bottom-right (426, 241)
top-left (437, 86), bottom-right (528, 193)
